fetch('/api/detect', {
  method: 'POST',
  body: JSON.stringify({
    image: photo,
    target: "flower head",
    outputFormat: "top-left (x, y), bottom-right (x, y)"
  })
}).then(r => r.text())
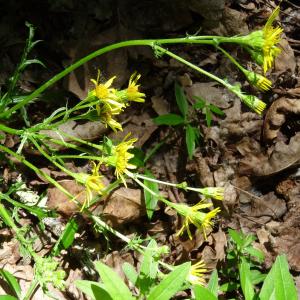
top-left (240, 6), bottom-right (283, 73)
top-left (239, 94), bottom-right (266, 115)
top-left (173, 201), bottom-right (221, 240)
top-left (125, 72), bottom-right (145, 103)
top-left (98, 103), bottom-right (123, 132)
top-left (73, 161), bottom-right (105, 210)
top-left (197, 187), bottom-right (224, 200)
top-left (108, 134), bottom-right (137, 185)
top-left (91, 71), bottom-right (124, 111)
top-left (187, 260), bottom-right (207, 285)
top-left (262, 6), bottom-right (283, 73)
top-left (242, 69), bottom-right (272, 91)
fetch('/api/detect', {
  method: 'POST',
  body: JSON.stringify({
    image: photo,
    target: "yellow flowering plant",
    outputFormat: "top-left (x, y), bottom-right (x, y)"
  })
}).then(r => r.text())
top-left (0, 7), bottom-right (289, 298)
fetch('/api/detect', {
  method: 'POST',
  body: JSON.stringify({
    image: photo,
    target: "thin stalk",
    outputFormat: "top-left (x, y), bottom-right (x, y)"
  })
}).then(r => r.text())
top-left (0, 38), bottom-right (217, 119)
top-left (154, 45), bottom-right (231, 89)
top-left (0, 144), bottom-right (73, 198)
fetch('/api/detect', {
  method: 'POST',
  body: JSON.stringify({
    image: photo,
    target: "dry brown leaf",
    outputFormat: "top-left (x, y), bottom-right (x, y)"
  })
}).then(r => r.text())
top-left (186, 82), bottom-right (232, 109)
top-left (274, 38), bottom-right (296, 74)
top-left (263, 98), bottom-right (300, 142)
top-left (40, 120), bottom-right (107, 151)
top-left (103, 187), bottom-right (145, 227)
top-left (240, 133), bottom-right (300, 176)
top-left (47, 180), bottom-right (86, 216)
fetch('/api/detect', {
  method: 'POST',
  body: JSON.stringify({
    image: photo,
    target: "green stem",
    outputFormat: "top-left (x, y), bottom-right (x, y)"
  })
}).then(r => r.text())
top-left (0, 144), bottom-right (73, 198)
top-left (0, 38), bottom-right (218, 119)
top-left (216, 45), bottom-right (245, 72)
top-left (154, 45), bottom-right (231, 89)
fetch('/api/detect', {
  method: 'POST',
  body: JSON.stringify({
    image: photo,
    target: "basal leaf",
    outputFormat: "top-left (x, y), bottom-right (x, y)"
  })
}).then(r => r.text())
top-left (147, 262), bottom-right (190, 300)
top-left (75, 280), bottom-right (112, 300)
top-left (194, 285), bottom-right (218, 300)
top-left (0, 269), bottom-right (21, 298)
top-left (95, 262), bottom-right (134, 300)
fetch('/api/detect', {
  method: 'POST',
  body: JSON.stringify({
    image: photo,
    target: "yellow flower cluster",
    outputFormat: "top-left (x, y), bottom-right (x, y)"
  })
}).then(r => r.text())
top-left (90, 71), bottom-right (145, 132)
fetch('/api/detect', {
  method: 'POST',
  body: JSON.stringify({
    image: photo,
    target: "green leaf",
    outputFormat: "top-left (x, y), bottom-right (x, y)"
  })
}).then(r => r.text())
top-left (75, 280), bottom-right (112, 300)
top-left (175, 82), bottom-right (188, 118)
top-left (122, 262), bottom-right (138, 286)
top-left (147, 262), bottom-right (191, 300)
top-left (208, 104), bottom-right (225, 116)
top-left (143, 170), bottom-right (159, 220)
top-left (193, 96), bottom-right (206, 110)
top-left (244, 246), bottom-right (264, 263)
top-left (153, 114), bottom-right (184, 126)
top-left (140, 239), bottom-right (159, 279)
top-left (0, 296), bottom-right (18, 300)
top-left (205, 107), bottom-right (213, 127)
top-left (260, 255), bottom-right (297, 300)
top-left (250, 269), bottom-right (266, 285)
top-left (95, 262), bottom-right (134, 300)
top-left (129, 148), bottom-right (145, 168)
top-left (207, 270), bottom-right (219, 296)
top-left (228, 229), bottom-right (244, 248)
top-left (186, 125), bottom-right (196, 160)
top-left (52, 218), bottom-right (78, 256)
top-left (0, 269), bottom-right (21, 298)
top-left (239, 261), bottom-right (255, 300)
top-left (194, 285), bottom-right (218, 300)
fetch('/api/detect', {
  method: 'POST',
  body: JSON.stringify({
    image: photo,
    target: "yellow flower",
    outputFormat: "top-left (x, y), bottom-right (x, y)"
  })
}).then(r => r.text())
top-left (262, 6), bottom-right (283, 73)
top-left (238, 6), bottom-right (282, 73)
top-left (108, 134), bottom-right (137, 185)
top-left (91, 71), bottom-right (124, 111)
top-left (242, 69), bottom-right (272, 91)
top-left (187, 260), bottom-right (207, 285)
top-left (126, 72), bottom-right (146, 103)
top-left (73, 162), bottom-right (105, 210)
top-left (98, 103), bottom-right (123, 132)
top-left (173, 201), bottom-right (221, 240)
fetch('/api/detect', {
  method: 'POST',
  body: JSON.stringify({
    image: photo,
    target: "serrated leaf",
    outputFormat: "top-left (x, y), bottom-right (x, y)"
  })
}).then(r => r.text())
top-left (260, 255), bottom-right (297, 300)
top-left (208, 104), bottom-right (225, 116)
top-left (239, 261), bottom-right (255, 300)
top-left (175, 82), bottom-right (188, 118)
top-left (122, 262), bottom-right (138, 286)
top-left (207, 270), bottom-right (219, 296)
top-left (186, 125), bottom-right (196, 160)
top-left (194, 285), bottom-right (218, 300)
top-left (147, 262), bottom-right (191, 300)
top-left (0, 269), bottom-right (21, 298)
top-left (143, 170), bottom-right (159, 219)
top-left (95, 262), bottom-right (134, 300)
top-left (153, 114), bottom-right (184, 126)
top-left (75, 280), bottom-right (112, 300)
